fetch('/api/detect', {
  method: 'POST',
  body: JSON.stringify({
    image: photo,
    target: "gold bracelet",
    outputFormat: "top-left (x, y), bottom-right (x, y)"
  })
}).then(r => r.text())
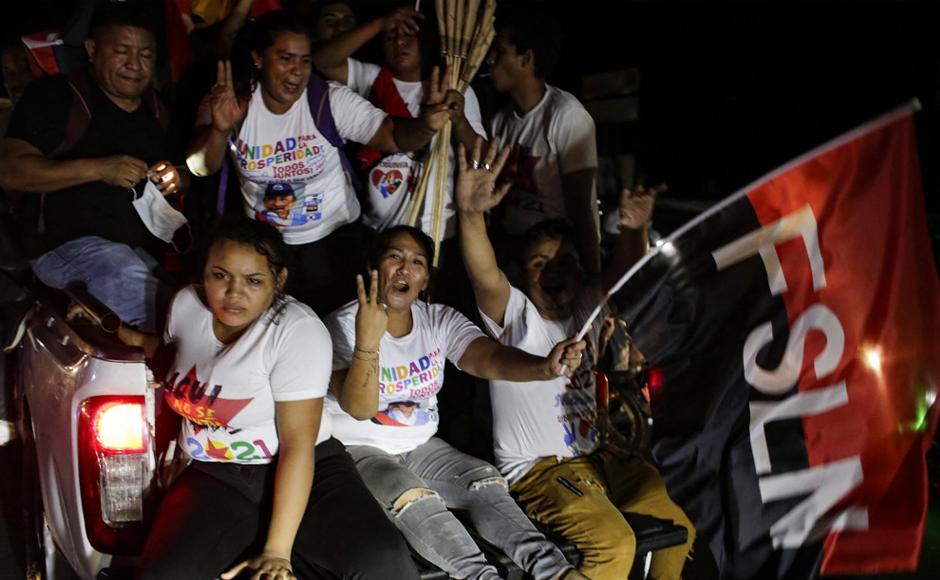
top-left (354, 346), bottom-right (379, 354)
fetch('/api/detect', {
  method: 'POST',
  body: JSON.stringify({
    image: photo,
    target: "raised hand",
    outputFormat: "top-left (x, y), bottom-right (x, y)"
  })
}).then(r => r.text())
top-left (210, 60), bottom-right (247, 133)
top-left (456, 137), bottom-right (511, 214)
top-left (382, 6), bottom-right (423, 35)
top-left (619, 184), bottom-right (664, 230)
top-left (545, 336), bottom-right (587, 378)
top-left (354, 270), bottom-right (388, 353)
top-left (420, 66), bottom-right (456, 133)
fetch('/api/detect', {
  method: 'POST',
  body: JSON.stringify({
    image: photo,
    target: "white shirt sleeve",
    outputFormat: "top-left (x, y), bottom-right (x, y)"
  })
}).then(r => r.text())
top-left (552, 101), bottom-right (597, 174)
top-left (436, 305), bottom-right (487, 366)
top-left (463, 86), bottom-right (487, 139)
top-left (328, 82), bottom-right (388, 145)
top-left (479, 285), bottom-right (529, 343)
top-left (163, 287), bottom-right (199, 344)
top-left (269, 313), bottom-right (333, 402)
top-left (346, 58), bottom-right (381, 96)
top-left (324, 303), bottom-right (356, 371)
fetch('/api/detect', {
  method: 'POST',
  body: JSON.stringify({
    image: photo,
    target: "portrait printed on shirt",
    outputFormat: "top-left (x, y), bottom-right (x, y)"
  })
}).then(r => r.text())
top-left (236, 132), bottom-right (330, 228)
top-left (254, 182), bottom-right (323, 227)
top-left (370, 346), bottom-right (444, 428)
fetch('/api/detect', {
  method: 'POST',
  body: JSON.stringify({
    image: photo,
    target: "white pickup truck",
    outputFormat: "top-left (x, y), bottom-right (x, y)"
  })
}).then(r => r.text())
top-left (14, 284), bottom-right (159, 579)
top-left (10, 280), bottom-right (686, 580)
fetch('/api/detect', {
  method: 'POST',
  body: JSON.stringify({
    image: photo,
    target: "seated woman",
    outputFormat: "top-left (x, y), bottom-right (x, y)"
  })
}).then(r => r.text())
top-left (324, 225), bottom-right (588, 580)
top-left (109, 217), bottom-right (417, 579)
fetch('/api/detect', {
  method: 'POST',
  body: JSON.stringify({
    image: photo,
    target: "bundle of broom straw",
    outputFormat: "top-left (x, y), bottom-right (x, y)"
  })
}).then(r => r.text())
top-left (404, 0), bottom-right (497, 266)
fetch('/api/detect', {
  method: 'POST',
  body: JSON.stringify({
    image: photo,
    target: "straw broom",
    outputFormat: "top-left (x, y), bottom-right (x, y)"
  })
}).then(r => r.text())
top-left (405, 0), bottom-right (497, 267)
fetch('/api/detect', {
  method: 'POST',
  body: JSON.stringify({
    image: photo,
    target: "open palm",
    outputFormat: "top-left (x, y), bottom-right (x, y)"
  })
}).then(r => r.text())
top-left (456, 137), bottom-right (512, 215)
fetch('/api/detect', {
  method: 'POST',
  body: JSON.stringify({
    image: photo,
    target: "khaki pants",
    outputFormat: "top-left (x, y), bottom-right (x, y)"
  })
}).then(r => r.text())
top-left (511, 448), bottom-right (695, 579)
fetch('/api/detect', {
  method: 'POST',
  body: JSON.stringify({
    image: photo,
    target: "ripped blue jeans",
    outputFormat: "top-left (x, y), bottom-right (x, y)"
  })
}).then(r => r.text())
top-left (349, 438), bottom-right (572, 580)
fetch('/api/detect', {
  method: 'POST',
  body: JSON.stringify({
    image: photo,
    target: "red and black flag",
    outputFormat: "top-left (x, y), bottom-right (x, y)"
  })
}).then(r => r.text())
top-left (614, 103), bottom-right (940, 578)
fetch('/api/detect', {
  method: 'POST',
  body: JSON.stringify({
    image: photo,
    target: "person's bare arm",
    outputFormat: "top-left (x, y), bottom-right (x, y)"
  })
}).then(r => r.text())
top-left (562, 167), bottom-right (601, 275)
top-left (330, 271), bottom-right (386, 420)
top-left (601, 185), bottom-right (661, 293)
top-left (456, 138), bottom-right (512, 325)
top-left (457, 336), bottom-right (585, 381)
top-left (312, 7), bottom-right (421, 84)
top-left (216, 0), bottom-right (255, 57)
top-left (0, 137), bottom-right (148, 192)
top-left (222, 397), bottom-right (322, 580)
top-left (116, 327), bottom-right (162, 359)
top-left (186, 61), bottom-right (246, 177)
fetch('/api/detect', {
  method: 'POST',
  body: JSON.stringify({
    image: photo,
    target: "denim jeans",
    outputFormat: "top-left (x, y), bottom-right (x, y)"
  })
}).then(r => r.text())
top-left (349, 438), bottom-right (573, 580)
top-left (32, 236), bottom-right (161, 332)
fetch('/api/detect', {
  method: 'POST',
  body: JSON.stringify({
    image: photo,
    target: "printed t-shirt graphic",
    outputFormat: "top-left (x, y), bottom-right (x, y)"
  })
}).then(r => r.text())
top-left (231, 83), bottom-right (386, 245)
top-left (489, 84), bottom-right (597, 236)
top-left (164, 286), bottom-right (333, 464)
top-left (481, 284), bottom-right (605, 484)
top-left (346, 58), bottom-right (487, 238)
top-left (325, 300), bottom-right (485, 454)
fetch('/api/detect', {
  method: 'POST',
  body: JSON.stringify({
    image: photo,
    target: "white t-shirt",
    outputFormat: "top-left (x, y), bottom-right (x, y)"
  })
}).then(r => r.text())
top-left (481, 284), bottom-right (605, 483)
top-left (324, 299), bottom-right (485, 454)
top-left (163, 286), bottom-right (333, 464)
top-left (489, 84), bottom-right (598, 236)
top-left (346, 58), bottom-right (487, 239)
top-left (228, 83), bottom-right (386, 245)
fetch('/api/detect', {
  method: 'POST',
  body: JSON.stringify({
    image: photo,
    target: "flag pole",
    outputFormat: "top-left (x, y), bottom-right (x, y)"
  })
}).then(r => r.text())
top-left (570, 99), bottom-right (923, 344)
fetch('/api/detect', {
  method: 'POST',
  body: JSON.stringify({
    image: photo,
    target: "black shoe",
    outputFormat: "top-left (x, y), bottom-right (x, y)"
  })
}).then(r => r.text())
top-left (1, 297), bottom-right (33, 352)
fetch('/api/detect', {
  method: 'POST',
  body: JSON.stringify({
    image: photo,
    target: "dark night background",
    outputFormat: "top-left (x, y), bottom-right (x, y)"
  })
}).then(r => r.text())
top-left (2, 0), bottom-right (938, 577)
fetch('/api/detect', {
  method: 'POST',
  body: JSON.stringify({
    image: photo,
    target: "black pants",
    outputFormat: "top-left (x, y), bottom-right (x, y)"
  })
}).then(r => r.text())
top-left (135, 438), bottom-right (420, 580)
top-left (285, 223), bottom-right (368, 318)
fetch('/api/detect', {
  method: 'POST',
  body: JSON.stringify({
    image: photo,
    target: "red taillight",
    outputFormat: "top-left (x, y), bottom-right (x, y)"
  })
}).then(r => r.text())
top-left (95, 403), bottom-right (145, 453)
top-left (78, 396), bottom-right (149, 554)
top-left (641, 367), bottom-right (664, 406)
top-left (594, 371), bottom-right (610, 410)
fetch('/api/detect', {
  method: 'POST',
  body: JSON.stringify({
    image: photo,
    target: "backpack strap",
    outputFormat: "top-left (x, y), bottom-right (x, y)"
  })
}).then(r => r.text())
top-left (217, 90), bottom-right (250, 217)
top-left (306, 73), bottom-right (354, 177)
top-left (40, 71), bottom-right (94, 233)
top-left (144, 88), bottom-right (170, 133)
top-left (215, 76), bottom-right (355, 217)
top-left (50, 70), bottom-right (94, 159)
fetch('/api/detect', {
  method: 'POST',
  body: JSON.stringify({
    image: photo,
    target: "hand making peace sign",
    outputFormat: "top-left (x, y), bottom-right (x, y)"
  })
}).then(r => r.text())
top-left (354, 269), bottom-right (388, 354)
top-left (210, 60), bottom-right (249, 134)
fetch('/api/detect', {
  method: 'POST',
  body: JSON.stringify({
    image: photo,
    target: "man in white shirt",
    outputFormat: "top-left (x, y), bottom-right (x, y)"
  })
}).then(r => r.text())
top-left (456, 138), bottom-right (694, 579)
top-left (487, 9), bottom-right (601, 275)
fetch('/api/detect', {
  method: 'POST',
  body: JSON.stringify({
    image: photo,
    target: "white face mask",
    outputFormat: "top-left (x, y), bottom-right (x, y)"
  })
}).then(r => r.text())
top-left (132, 181), bottom-right (189, 247)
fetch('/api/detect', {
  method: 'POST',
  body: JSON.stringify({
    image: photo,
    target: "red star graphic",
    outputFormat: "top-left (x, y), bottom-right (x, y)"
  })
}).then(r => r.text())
top-left (504, 145), bottom-right (541, 195)
top-left (164, 365), bottom-right (253, 428)
top-left (205, 438), bottom-right (233, 461)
